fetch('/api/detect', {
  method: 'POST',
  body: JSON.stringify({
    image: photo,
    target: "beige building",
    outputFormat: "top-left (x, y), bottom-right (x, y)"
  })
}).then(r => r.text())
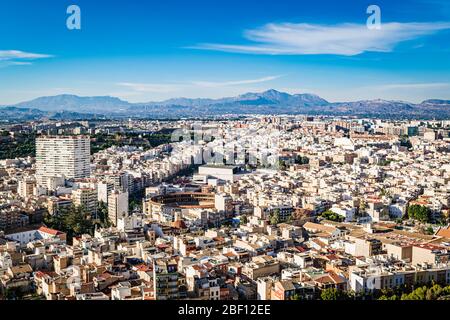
top-left (17, 178), bottom-right (35, 198)
top-left (108, 191), bottom-right (129, 226)
top-left (242, 255), bottom-right (281, 280)
top-left (412, 244), bottom-right (450, 265)
top-left (73, 188), bottom-right (98, 216)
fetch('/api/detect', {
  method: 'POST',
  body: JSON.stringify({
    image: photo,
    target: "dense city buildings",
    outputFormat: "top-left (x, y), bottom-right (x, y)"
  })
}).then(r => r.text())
top-left (0, 116), bottom-right (449, 301)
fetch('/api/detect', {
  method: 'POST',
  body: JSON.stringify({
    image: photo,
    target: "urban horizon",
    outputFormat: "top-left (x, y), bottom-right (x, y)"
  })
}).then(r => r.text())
top-left (1, 0), bottom-right (450, 315)
top-left (1, 0), bottom-right (450, 105)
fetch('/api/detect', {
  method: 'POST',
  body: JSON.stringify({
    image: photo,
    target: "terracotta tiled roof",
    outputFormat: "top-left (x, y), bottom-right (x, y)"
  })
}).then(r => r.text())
top-left (38, 226), bottom-right (62, 236)
top-left (437, 226), bottom-right (450, 239)
top-left (172, 219), bottom-right (188, 229)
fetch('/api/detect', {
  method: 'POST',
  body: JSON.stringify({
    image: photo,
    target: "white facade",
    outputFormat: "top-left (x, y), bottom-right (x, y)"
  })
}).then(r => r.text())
top-left (108, 191), bottom-right (129, 226)
top-left (17, 179), bottom-right (35, 198)
top-left (198, 165), bottom-right (238, 182)
top-left (36, 135), bottom-right (91, 188)
top-left (98, 181), bottom-right (114, 204)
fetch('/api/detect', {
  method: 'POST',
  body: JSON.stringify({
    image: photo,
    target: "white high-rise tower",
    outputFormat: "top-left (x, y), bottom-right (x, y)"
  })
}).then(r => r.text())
top-left (36, 135), bottom-right (91, 188)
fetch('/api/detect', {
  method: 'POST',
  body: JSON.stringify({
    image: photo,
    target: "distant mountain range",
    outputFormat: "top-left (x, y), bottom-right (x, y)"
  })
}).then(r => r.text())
top-left (1, 89), bottom-right (449, 120)
top-left (14, 95), bottom-right (130, 114)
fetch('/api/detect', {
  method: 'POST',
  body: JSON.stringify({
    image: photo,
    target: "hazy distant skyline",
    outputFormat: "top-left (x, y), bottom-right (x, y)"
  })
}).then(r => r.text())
top-left (1, 0), bottom-right (450, 105)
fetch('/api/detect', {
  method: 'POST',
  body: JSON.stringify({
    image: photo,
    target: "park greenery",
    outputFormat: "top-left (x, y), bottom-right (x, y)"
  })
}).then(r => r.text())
top-left (269, 209), bottom-right (281, 225)
top-left (90, 131), bottom-right (173, 154)
top-left (0, 132), bottom-right (36, 160)
top-left (319, 210), bottom-right (345, 222)
top-left (0, 130), bottom-right (174, 160)
top-left (129, 190), bottom-right (145, 212)
top-left (320, 288), bottom-right (352, 300)
top-left (44, 203), bottom-right (111, 243)
top-left (3, 288), bottom-right (45, 300)
top-left (378, 283), bottom-right (450, 300)
top-left (318, 283), bottom-right (450, 301)
top-left (277, 156), bottom-right (310, 170)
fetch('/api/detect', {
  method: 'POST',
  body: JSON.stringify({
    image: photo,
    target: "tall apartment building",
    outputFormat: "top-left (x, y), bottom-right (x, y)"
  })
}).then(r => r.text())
top-left (46, 196), bottom-right (73, 216)
top-left (152, 258), bottom-right (180, 300)
top-left (108, 191), bottom-right (129, 226)
top-left (72, 188), bottom-right (98, 216)
top-left (17, 178), bottom-right (36, 198)
top-left (97, 181), bottom-right (114, 204)
top-left (0, 208), bottom-right (28, 231)
top-left (36, 135), bottom-right (91, 188)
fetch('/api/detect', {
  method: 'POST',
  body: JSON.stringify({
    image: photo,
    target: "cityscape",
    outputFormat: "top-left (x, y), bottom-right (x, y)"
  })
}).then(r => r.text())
top-left (0, 116), bottom-right (449, 301)
top-left (1, 0), bottom-right (450, 305)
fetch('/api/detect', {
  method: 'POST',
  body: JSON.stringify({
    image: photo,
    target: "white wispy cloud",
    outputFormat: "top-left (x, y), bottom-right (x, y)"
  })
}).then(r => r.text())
top-left (0, 50), bottom-right (53, 67)
top-left (10, 61), bottom-right (33, 66)
top-left (118, 75), bottom-right (281, 92)
top-left (193, 22), bottom-right (450, 56)
top-left (117, 82), bottom-right (184, 93)
top-left (191, 75), bottom-right (282, 87)
top-left (0, 50), bottom-right (53, 60)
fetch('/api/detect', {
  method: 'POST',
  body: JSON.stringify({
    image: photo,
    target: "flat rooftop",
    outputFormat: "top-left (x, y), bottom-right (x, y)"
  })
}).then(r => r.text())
top-left (200, 164), bottom-right (239, 169)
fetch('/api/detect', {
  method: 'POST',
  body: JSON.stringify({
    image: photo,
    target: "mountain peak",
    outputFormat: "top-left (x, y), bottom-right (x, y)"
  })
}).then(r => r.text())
top-left (4, 90), bottom-right (449, 119)
top-left (262, 89), bottom-right (285, 95)
top-left (14, 94), bottom-right (130, 113)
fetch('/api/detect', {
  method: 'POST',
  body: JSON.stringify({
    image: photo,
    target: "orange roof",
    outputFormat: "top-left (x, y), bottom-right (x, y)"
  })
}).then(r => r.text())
top-left (135, 264), bottom-right (151, 272)
top-left (314, 272), bottom-right (345, 285)
top-left (328, 271), bottom-right (345, 284)
top-left (437, 226), bottom-right (450, 239)
top-left (172, 219), bottom-right (188, 229)
top-left (311, 239), bottom-right (327, 248)
top-left (325, 254), bottom-right (340, 261)
top-left (38, 226), bottom-right (62, 236)
top-left (224, 252), bottom-right (237, 258)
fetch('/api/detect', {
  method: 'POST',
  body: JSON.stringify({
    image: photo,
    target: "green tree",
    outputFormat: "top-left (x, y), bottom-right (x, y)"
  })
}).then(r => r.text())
top-left (378, 294), bottom-right (398, 300)
top-left (278, 160), bottom-right (287, 170)
top-left (320, 288), bottom-right (348, 300)
top-left (320, 210), bottom-right (344, 222)
top-left (270, 209), bottom-right (281, 225)
top-left (425, 226), bottom-right (434, 235)
top-left (400, 137), bottom-right (412, 149)
top-left (63, 205), bottom-right (94, 238)
top-left (96, 201), bottom-right (111, 228)
top-left (44, 205), bottom-right (94, 243)
top-left (295, 156), bottom-right (310, 165)
top-left (375, 283), bottom-right (450, 301)
top-left (408, 205), bottom-right (431, 223)
top-left (359, 200), bottom-right (367, 215)
top-left (5, 287), bottom-right (24, 300)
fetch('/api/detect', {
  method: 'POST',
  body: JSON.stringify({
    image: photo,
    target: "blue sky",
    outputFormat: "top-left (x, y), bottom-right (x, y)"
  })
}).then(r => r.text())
top-left (1, 0), bottom-right (450, 104)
